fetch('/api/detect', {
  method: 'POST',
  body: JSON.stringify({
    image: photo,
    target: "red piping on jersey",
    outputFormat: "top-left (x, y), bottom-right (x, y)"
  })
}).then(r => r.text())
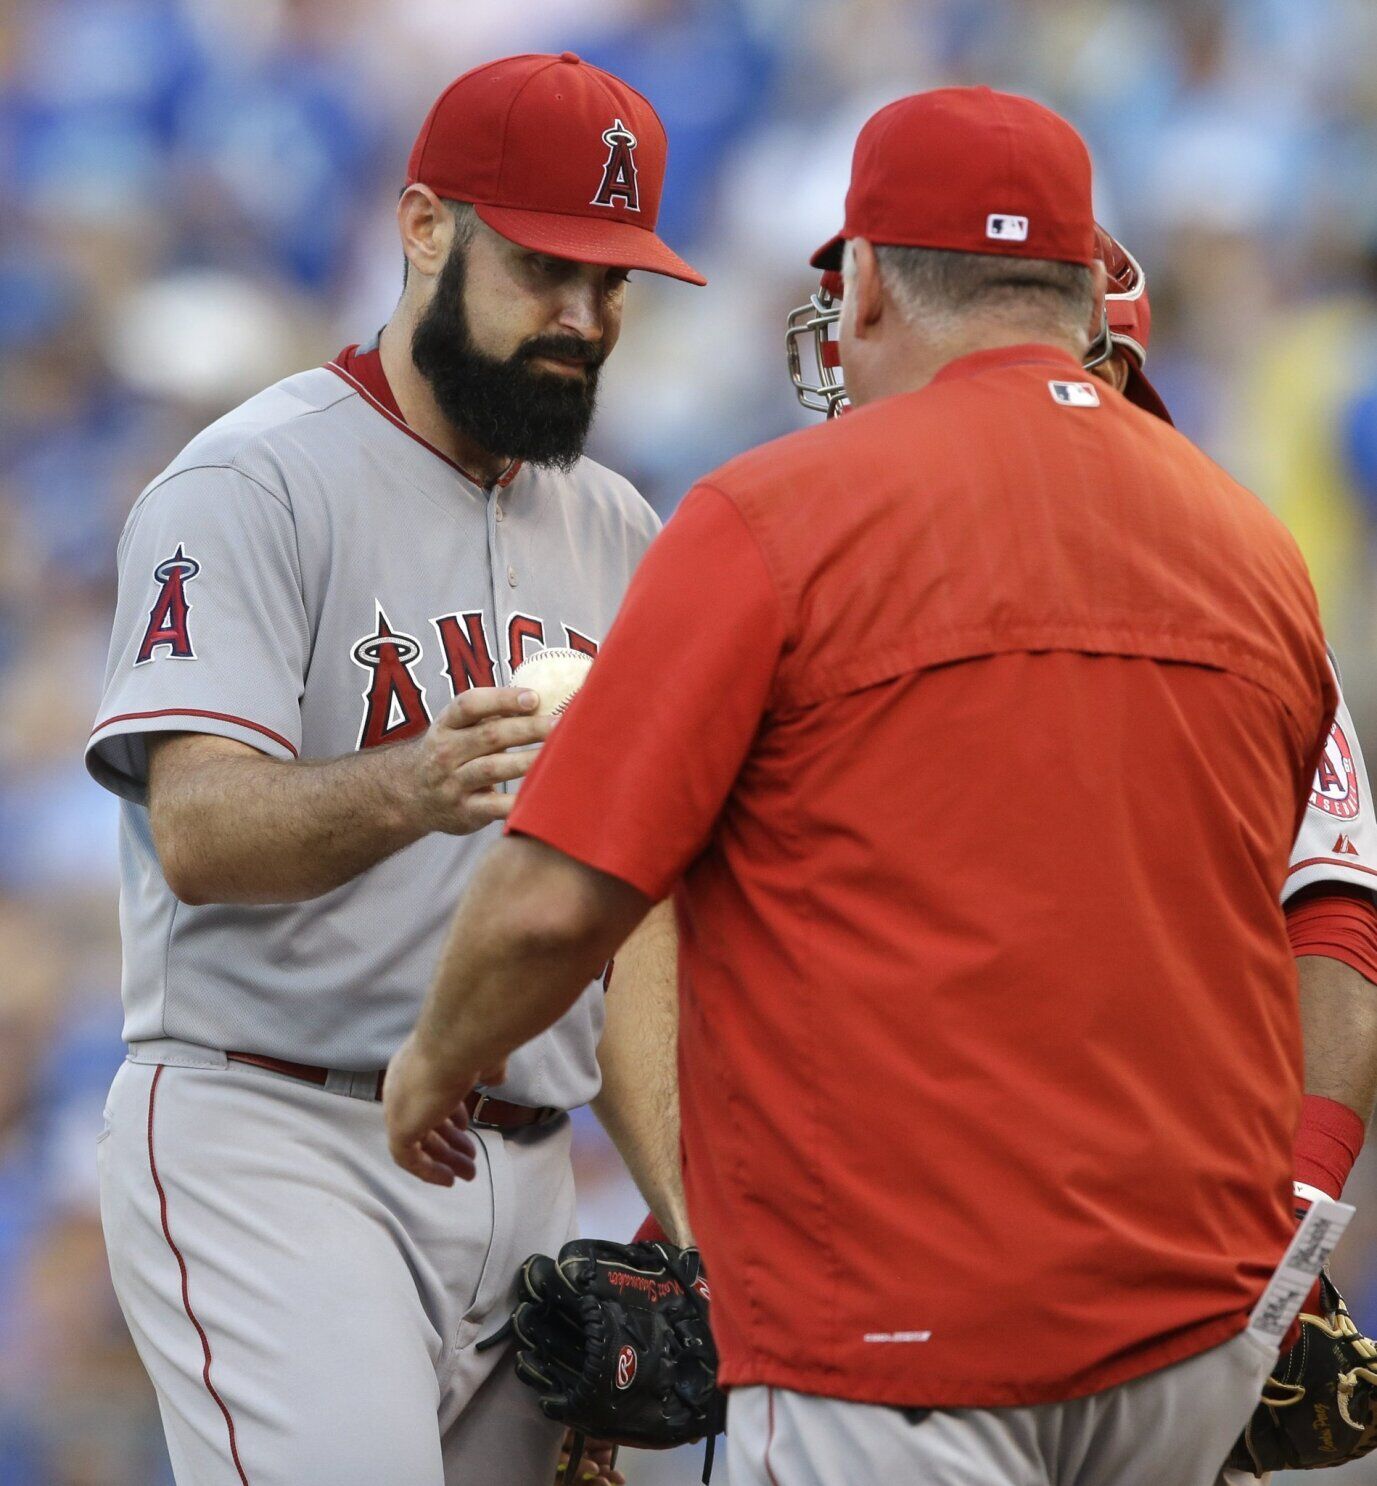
top-left (326, 346), bottom-right (522, 490)
top-left (147, 1065), bottom-right (252, 1485)
top-left (1287, 856), bottom-right (1377, 882)
top-left (764, 1388), bottom-right (783, 1486)
top-left (91, 709), bottom-right (298, 757)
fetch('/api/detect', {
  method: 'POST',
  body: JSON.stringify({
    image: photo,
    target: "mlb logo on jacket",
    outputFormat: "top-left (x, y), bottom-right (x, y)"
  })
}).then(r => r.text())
top-left (1048, 380), bottom-right (1101, 408)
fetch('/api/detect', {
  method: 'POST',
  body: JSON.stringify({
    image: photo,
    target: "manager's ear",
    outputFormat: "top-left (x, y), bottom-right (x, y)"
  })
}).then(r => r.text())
top-left (848, 239), bottom-right (885, 339)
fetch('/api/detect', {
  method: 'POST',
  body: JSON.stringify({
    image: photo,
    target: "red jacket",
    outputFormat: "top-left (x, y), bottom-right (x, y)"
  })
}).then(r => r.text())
top-left (512, 344), bottom-right (1335, 1406)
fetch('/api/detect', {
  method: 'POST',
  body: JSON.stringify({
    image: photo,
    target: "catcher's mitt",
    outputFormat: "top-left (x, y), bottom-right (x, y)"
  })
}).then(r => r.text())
top-left (479, 1238), bottom-right (725, 1483)
top-left (1227, 1273), bottom-right (1377, 1473)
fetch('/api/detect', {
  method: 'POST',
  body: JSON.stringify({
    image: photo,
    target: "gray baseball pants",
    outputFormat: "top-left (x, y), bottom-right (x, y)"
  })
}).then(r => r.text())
top-left (97, 1049), bottom-right (574, 1486)
top-left (728, 1327), bottom-right (1276, 1486)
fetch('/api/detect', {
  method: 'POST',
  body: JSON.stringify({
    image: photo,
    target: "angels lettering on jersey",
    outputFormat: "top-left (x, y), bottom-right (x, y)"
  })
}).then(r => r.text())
top-left (351, 606), bottom-right (598, 751)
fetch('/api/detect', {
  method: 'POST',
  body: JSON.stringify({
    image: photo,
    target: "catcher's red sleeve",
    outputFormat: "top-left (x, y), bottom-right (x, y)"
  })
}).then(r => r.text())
top-left (1286, 886), bottom-right (1377, 984)
top-left (1294, 1094), bottom-right (1366, 1200)
top-left (1285, 888), bottom-right (1374, 1198)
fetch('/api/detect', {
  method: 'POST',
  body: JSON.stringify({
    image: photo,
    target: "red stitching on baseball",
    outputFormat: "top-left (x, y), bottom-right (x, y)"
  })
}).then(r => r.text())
top-left (147, 1065), bottom-right (251, 1485)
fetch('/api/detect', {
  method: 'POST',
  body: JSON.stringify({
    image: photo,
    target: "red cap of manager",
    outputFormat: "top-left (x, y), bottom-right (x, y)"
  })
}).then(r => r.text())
top-left (408, 53), bottom-right (705, 286)
top-left (812, 86), bottom-right (1095, 271)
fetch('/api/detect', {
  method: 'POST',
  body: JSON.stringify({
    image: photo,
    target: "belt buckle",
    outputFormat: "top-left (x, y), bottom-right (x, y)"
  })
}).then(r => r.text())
top-left (470, 1092), bottom-right (494, 1128)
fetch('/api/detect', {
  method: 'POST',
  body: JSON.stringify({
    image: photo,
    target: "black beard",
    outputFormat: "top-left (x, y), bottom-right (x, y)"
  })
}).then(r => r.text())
top-left (410, 246), bottom-right (603, 473)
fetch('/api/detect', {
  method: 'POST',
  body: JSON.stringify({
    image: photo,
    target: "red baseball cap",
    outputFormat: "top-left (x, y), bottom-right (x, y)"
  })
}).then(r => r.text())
top-left (407, 53), bottom-right (705, 286)
top-left (812, 86), bottom-right (1095, 273)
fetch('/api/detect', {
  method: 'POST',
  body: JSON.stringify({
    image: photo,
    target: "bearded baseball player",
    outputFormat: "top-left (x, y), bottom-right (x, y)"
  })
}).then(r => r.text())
top-left (85, 53), bottom-right (700, 1486)
top-left (385, 86), bottom-right (1343, 1485)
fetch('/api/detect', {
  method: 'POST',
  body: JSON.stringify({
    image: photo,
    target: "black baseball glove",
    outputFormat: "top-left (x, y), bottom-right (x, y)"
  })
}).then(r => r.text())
top-left (1227, 1273), bottom-right (1377, 1473)
top-left (480, 1238), bottom-right (725, 1483)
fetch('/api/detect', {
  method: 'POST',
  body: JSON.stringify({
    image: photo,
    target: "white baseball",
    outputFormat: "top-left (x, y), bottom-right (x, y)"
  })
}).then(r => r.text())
top-left (511, 648), bottom-right (594, 720)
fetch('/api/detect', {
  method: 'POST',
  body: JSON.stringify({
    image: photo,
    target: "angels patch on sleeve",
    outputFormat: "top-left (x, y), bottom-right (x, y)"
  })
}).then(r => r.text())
top-left (135, 545), bottom-right (200, 665)
top-left (1310, 720), bottom-right (1360, 821)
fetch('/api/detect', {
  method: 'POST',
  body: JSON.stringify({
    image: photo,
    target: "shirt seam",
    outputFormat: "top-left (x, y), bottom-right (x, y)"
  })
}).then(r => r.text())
top-left (715, 1308), bottom-right (1251, 1406)
top-left (691, 482), bottom-right (791, 639)
top-left (494, 62), bottom-right (558, 198)
top-left (161, 888), bottom-right (180, 1041)
top-left (131, 462), bottom-right (295, 522)
top-left (772, 625), bottom-right (1319, 742)
top-left (147, 460), bottom-right (311, 675)
top-left (930, 352), bottom-right (1080, 388)
top-left (127, 371), bottom-right (354, 522)
top-left (688, 486), bottom-right (837, 1369)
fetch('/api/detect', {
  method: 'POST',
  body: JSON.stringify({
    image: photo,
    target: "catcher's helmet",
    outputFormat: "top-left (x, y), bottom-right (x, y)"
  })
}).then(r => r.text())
top-left (1085, 225), bottom-right (1172, 424)
top-left (784, 228), bottom-right (1173, 424)
top-left (784, 269), bottom-right (847, 417)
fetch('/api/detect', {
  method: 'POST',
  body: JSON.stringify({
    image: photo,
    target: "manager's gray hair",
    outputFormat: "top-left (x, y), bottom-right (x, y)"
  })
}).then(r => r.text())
top-left (843, 241), bottom-right (1094, 342)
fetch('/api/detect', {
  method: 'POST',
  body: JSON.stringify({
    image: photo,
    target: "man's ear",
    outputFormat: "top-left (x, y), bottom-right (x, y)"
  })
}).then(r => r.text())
top-left (398, 185), bottom-right (451, 282)
top-left (850, 239), bottom-right (884, 340)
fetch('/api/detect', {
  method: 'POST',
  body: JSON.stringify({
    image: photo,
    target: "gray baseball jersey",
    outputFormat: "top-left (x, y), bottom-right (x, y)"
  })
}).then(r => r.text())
top-left (87, 344), bottom-right (659, 1104)
top-left (1284, 655), bottom-right (1377, 901)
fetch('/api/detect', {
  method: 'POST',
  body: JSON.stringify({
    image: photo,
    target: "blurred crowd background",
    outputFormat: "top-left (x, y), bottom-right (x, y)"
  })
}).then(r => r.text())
top-left (5, 0), bottom-right (1377, 1480)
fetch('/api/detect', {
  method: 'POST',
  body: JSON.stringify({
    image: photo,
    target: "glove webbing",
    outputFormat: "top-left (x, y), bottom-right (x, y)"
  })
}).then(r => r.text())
top-left (658, 1245), bottom-right (726, 1484)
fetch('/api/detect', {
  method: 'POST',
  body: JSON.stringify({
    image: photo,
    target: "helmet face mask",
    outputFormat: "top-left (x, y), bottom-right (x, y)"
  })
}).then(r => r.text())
top-left (1093, 229), bottom-right (1150, 370)
top-left (1084, 311), bottom-right (1114, 371)
top-left (783, 226), bottom-right (1159, 420)
top-left (785, 286), bottom-right (848, 417)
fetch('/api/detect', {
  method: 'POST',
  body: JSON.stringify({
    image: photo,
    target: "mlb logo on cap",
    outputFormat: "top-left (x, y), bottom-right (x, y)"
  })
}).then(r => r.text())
top-left (811, 87), bottom-right (1095, 272)
top-left (1048, 380), bottom-right (1101, 408)
top-left (987, 213), bottom-right (1029, 241)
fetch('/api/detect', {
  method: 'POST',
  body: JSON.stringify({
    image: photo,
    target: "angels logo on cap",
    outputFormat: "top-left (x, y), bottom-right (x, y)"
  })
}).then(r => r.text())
top-left (592, 118), bottom-right (640, 212)
top-left (404, 53), bottom-right (704, 284)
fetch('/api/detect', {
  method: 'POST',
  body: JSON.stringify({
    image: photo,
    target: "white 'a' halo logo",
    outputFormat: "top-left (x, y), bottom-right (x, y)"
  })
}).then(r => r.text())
top-left (591, 117), bottom-right (641, 212)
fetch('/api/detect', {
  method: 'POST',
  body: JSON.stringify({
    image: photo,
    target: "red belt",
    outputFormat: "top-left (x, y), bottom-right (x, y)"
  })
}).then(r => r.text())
top-left (225, 1052), bottom-right (558, 1131)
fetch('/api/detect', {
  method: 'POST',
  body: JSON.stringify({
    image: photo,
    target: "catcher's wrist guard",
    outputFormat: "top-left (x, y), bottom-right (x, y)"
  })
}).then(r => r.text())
top-left (1227, 1272), bottom-right (1377, 1473)
top-left (479, 1238), bottom-right (726, 1484)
